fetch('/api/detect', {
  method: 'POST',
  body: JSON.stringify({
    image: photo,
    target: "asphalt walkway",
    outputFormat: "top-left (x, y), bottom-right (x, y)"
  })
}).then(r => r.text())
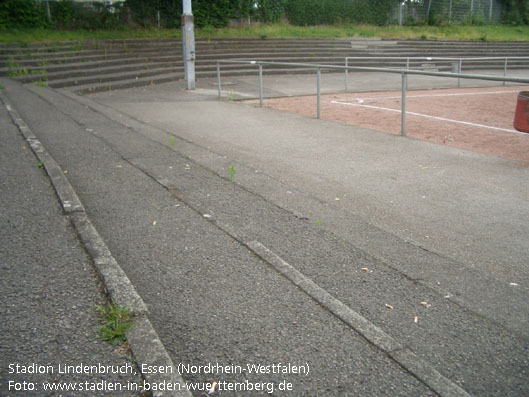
top-left (0, 89), bottom-right (143, 395)
top-left (1, 72), bottom-right (528, 396)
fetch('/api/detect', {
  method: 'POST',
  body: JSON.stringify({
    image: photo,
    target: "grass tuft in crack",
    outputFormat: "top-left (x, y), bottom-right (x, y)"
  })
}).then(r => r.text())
top-left (228, 164), bottom-right (236, 182)
top-left (96, 303), bottom-right (134, 345)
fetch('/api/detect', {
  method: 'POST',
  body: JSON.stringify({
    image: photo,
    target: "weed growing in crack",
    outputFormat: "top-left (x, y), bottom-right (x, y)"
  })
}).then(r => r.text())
top-left (96, 303), bottom-right (134, 345)
top-left (228, 164), bottom-right (236, 182)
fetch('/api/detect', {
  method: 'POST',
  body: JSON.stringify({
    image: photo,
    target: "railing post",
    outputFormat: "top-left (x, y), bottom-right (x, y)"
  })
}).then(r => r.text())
top-left (317, 67), bottom-right (321, 119)
top-left (503, 58), bottom-right (508, 86)
top-left (259, 62), bottom-right (263, 107)
top-left (406, 58), bottom-right (410, 90)
top-left (458, 58), bottom-right (462, 88)
top-left (345, 58), bottom-right (348, 92)
top-left (401, 73), bottom-right (407, 137)
top-left (216, 61), bottom-right (221, 99)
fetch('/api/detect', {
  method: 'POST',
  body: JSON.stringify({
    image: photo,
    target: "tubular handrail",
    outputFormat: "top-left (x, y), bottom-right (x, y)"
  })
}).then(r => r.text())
top-left (344, 56), bottom-right (529, 61)
top-left (215, 59), bottom-right (529, 136)
top-left (217, 59), bottom-right (529, 83)
top-left (344, 56), bottom-right (529, 89)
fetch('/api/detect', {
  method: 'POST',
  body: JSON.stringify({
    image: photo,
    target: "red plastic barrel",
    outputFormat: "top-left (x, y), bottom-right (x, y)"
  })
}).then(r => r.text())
top-left (513, 91), bottom-right (529, 133)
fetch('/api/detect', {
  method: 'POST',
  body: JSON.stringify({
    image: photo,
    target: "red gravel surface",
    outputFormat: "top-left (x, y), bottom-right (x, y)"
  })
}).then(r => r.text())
top-left (253, 85), bottom-right (529, 166)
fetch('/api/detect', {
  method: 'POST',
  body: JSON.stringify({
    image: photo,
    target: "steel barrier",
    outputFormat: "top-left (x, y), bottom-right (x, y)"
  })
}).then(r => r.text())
top-left (345, 56), bottom-right (529, 89)
top-left (216, 59), bottom-right (529, 136)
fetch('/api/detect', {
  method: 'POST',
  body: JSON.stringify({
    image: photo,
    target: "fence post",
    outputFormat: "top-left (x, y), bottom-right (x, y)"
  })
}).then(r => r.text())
top-left (406, 58), bottom-right (410, 90)
top-left (399, 3), bottom-right (403, 26)
top-left (401, 73), bottom-right (407, 137)
top-left (489, 0), bottom-right (493, 22)
top-left (317, 67), bottom-right (321, 119)
top-left (259, 63), bottom-right (263, 107)
top-left (458, 58), bottom-right (462, 88)
top-left (426, 0), bottom-right (432, 21)
top-left (503, 58), bottom-right (508, 86)
top-left (45, 0), bottom-right (51, 23)
top-left (216, 61), bottom-right (221, 99)
top-left (345, 58), bottom-right (348, 92)
top-left (449, 0), bottom-right (453, 24)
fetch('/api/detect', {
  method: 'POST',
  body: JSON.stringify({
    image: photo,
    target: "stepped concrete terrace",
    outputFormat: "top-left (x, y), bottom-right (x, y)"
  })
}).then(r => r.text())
top-left (1, 37), bottom-right (528, 94)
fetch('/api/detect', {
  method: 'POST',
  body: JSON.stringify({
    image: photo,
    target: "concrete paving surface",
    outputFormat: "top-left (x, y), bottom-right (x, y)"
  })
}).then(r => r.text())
top-left (0, 91), bottom-right (144, 395)
top-left (1, 68), bottom-right (528, 397)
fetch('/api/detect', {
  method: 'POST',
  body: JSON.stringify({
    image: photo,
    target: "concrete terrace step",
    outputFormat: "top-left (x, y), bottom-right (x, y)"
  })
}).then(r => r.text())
top-left (18, 47), bottom-right (527, 81)
top-left (0, 37), bottom-right (357, 52)
top-left (49, 60), bottom-right (352, 90)
top-left (11, 56), bottom-right (353, 85)
top-left (3, 42), bottom-right (529, 62)
top-left (395, 39), bottom-right (529, 46)
top-left (73, 66), bottom-right (340, 95)
top-left (0, 48), bottom-right (369, 71)
top-left (2, 37), bottom-right (528, 92)
top-left (48, 65), bottom-right (187, 89)
top-left (3, 53), bottom-right (366, 82)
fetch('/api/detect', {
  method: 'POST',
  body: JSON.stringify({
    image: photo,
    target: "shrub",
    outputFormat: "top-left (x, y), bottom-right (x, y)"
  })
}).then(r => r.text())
top-left (0, 0), bottom-right (48, 29)
top-left (284, 0), bottom-right (395, 27)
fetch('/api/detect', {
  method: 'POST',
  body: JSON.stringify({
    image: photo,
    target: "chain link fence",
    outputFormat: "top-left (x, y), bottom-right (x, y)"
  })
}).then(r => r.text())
top-left (394, 0), bottom-right (503, 25)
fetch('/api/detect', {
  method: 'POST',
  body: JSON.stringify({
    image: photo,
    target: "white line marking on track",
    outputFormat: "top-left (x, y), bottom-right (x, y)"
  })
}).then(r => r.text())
top-left (347, 90), bottom-right (524, 102)
top-left (331, 100), bottom-right (525, 135)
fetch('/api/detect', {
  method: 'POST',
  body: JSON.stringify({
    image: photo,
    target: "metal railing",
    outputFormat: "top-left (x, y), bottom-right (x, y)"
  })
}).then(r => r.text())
top-left (216, 59), bottom-right (529, 137)
top-left (345, 56), bottom-right (529, 89)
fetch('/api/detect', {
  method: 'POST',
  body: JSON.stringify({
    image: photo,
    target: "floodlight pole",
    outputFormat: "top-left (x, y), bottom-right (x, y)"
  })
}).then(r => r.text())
top-left (182, 0), bottom-right (196, 90)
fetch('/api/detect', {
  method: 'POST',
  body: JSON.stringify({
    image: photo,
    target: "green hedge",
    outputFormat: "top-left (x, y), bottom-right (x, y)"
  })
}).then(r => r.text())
top-left (0, 0), bottom-right (395, 29)
top-left (1, 0), bottom-right (526, 30)
top-left (51, 1), bottom-right (124, 29)
top-left (285, 0), bottom-right (395, 26)
top-left (0, 0), bottom-right (124, 30)
top-left (125, 0), bottom-right (246, 28)
top-left (120, 0), bottom-right (285, 28)
top-left (0, 0), bottom-right (48, 29)
top-left (499, 0), bottom-right (529, 25)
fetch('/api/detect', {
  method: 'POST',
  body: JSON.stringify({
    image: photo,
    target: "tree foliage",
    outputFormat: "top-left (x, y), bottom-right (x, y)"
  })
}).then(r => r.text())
top-left (284, 0), bottom-right (396, 26)
top-left (1, 0), bottom-right (527, 30)
top-left (498, 0), bottom-right (529, 24)
top-left (125, 0), bottom-right (397, 27)
top-left (0, 0), bottom-right (124, 30)
top-left (0, 0), bottom-right (48, 29)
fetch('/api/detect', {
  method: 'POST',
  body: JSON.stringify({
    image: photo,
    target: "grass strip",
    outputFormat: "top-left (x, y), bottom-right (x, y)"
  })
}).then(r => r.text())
top-left (1, 24), bottom-right (529, 44)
